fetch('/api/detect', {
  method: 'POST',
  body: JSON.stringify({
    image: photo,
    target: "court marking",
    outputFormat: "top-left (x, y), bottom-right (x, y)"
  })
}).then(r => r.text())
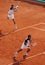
top-left (31, 26), bottom-right (45, 31)
top-left (8, 51), bottom-right (45, 65)
top-left (14, 22), bottom-right (45, 33)
top-left (1, 22), bottom-right (45, 37)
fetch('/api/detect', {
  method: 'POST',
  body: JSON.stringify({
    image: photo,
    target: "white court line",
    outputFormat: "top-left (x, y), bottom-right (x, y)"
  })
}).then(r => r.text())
top-left (3, 22), bottom-right (44, 36)
top-left (8, 51), bottom-right (45, 65)
top-left (26, 51), bottom-right (45, 60)
top-left (14, 22), bottom-right (45, 33)
top-left (41, 23), bottom-right (45, 24)
top-left (31, 27), bottom-right (45, 31)
top-left (4, 22), bottom-right (45, 36)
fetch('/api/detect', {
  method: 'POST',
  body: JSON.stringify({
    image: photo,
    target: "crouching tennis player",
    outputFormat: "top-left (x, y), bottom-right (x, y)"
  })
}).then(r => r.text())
top-left (13, 35), bottom-right (32, 60)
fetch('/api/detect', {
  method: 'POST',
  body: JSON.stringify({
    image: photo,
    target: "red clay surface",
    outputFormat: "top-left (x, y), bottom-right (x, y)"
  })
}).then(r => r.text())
top-left (0, 0), bottom-right (45, 65)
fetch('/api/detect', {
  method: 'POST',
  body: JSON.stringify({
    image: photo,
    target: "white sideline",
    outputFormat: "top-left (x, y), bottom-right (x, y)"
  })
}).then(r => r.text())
top-left (31, 26), bottom-right (45, 31)
top-left (2, 22), bottom-right (45, 36)
top-left (26, 51), bottom-right (45, 60)
top-left (14, 23), bottom-right (45, 33)
top-left (8, 51), bottom-right (45, 65)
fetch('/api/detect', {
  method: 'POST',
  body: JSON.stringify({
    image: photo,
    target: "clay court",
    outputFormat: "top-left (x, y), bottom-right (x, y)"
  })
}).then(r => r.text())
top-left (0, 0), bottom-right (45, 65)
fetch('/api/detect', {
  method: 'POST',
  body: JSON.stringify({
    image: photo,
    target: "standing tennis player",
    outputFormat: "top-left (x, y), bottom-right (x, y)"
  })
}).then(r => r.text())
top-left (7, 5), bottom-right (18, 29)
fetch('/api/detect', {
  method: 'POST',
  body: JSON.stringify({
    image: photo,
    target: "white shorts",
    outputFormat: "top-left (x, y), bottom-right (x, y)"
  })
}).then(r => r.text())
top-left (8, 14), bottom-right (14, 19)
top-left (21, 42), bottom-right (30, 49)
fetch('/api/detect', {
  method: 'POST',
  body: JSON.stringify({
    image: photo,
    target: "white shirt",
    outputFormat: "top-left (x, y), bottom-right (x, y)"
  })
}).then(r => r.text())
top-left (8, 9), bottom-right (14, 15)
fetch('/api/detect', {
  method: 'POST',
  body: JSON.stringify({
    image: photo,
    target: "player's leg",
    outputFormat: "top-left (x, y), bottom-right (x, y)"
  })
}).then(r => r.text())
top-left (12, 19), bottom-right (17, 29)
top-left (23, 46), bottom-right (30, 59)
top-left (12, 19), bottom-right (16, 24)
top-left (12, 14), bottom-right (17, 29)
top-left (7, 14), bottom-right (10, 19)
top-left (13, 49), bottom-right (22, 61)
top-left (8, 14), bottom-right (18, 29)
top-left (11, 14), bottom-right (16, 27)
top-left (27, 47), bottom-right (30, 53)
top-left (14, 49), bottom-right (22, 57)
top-left (13, 42), bottom-right (25, 60)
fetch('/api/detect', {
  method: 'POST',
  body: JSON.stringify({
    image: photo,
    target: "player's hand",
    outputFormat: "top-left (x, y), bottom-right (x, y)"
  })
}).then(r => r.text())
top-left (14, 5), bottom-right (19, 12)
top-left (31, 43), bottom-right (37, 47)
top-left (16, 5), bottom-right (19, 9)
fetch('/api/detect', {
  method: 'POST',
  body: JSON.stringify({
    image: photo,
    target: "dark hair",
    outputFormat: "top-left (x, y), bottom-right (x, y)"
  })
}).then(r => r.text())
top-left (28, 35), bottom-right (31, 38)
top-left (10, 5), bottom-right (14, 10)
top-left (11, 5), bottom-right (14, 7)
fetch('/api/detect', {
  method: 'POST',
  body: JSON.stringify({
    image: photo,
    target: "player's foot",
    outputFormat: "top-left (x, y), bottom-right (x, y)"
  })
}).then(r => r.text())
top-left (13, 52), bottom-right (18, 62)
top-left (14, 52), bottom-right (18, 58)
top-left (14, 24), bottom-right (18, 30)
top-left (15, 25), bottom-right (18, 30)
top-left (13, 56), bottom-right (17, 62)
top-left (23, 53), bottom-right (28, 59)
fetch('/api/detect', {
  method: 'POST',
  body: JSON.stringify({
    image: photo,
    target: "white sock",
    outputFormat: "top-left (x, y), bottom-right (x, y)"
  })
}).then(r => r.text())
top-left (24, 52), bottom-right (28, 56)
top-left (14, 52), bottom-right (18, 57)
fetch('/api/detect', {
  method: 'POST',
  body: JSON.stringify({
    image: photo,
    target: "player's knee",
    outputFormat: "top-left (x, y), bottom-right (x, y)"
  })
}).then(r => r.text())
top-left (20, 49), bottom-right (23, 51)
top-left (27, 48), bottom-right (30, 52)
top-left (17, 49), bottom-right (22, 53)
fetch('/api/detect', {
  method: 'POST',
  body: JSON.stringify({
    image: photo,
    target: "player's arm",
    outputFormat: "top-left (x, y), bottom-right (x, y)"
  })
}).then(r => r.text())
top-left (14, 5), bottom-right (19, 12)
top-left (29, 38), bottom-right (33, 46)
top-left (30, 39), bottom-right (37, 47)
